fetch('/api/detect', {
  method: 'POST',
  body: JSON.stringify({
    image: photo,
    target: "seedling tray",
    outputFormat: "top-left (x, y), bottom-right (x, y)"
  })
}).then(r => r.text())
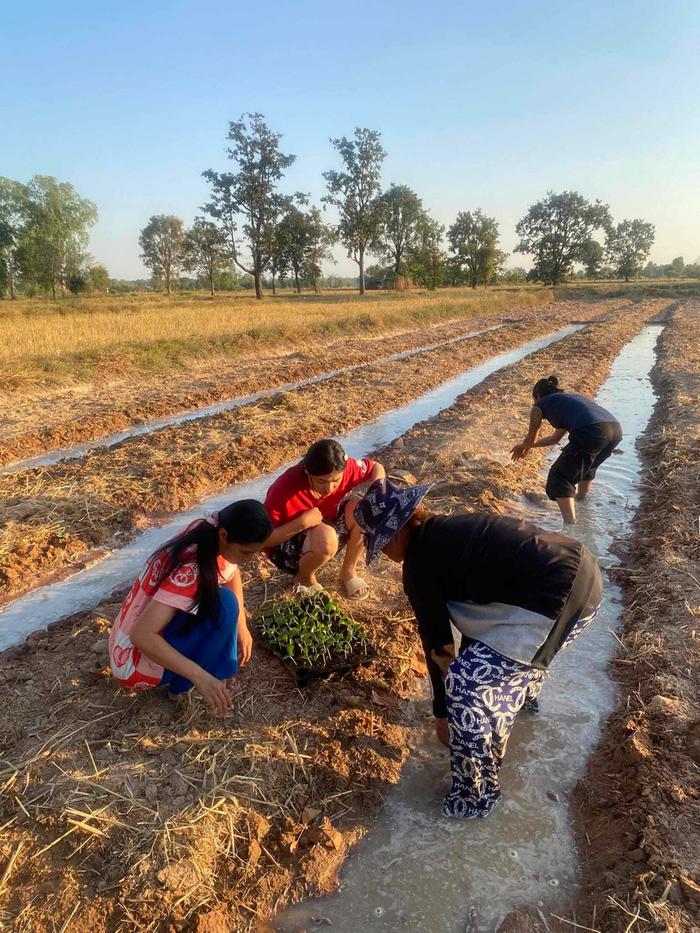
top-left (254, 592), bottom-right (375, 686)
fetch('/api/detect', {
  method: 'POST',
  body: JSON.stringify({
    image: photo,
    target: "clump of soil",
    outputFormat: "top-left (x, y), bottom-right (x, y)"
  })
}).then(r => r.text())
top-left (571, 302), bottom-right (700, 932)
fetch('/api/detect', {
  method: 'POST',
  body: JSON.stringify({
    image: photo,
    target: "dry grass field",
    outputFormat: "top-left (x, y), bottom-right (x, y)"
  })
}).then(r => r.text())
top-left (0, 286), bottom-right (553, 389)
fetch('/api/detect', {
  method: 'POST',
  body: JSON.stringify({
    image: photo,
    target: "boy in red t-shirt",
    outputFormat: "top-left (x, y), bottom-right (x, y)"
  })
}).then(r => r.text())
top-left (264, 439), bottom-right (385, 599)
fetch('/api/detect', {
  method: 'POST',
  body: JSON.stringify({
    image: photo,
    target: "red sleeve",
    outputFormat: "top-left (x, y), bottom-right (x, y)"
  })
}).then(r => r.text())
top-left (152, 560), bottom-right (200, 612)
top-left (345, 457), bottom-right (375, 485)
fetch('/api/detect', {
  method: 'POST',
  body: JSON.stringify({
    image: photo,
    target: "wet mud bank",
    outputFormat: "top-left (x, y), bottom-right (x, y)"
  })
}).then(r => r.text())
top-left (570, 302), bottom-right (700, 932)
top-left (0, 300), bottom-right (666, 932)
top-left (0, 317), bottom-right (571, 604)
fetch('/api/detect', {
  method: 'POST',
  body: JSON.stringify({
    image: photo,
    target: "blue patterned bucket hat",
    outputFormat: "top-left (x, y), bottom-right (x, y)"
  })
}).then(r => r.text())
top-left (353, 479), bottom-right (432, 565)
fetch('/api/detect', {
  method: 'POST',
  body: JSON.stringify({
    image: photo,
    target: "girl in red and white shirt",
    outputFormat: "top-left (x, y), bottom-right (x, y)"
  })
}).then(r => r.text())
top-left (109, 500), bottom-right (271, 716)
top-left (264, 439), bottom-right (385, 599)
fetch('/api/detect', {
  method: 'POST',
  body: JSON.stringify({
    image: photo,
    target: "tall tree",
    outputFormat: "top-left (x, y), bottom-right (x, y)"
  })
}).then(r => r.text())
top-left (139, 215), bottom-right (186, 296)
top-left (605, 220), bottom-right (655, 282)
top-left (371, 184), bottom-right (426, 281)
top-left (203, 113), bottom-right (297, 300)
top-left (410, 216), bottom-right (446, 290)
top-left (183, 217), bottom-right (229, 296)
top-left (515, 191), bottom-right (611, 285)
top-left (20, 176), bottom-right (98, 299)
top-left (323, 128), bottom-right (386, 295)
top-left (276, 205), bottom-right (333, 294)
top-left (0, 178), bottom-right (29, 299)
top-left (580, 239), bottom-right (605, 279)
top-left (447, 210), bottom-right (500, 288)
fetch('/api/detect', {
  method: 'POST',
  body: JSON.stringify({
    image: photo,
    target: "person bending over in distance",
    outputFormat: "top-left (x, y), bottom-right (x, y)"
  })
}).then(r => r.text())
top-left (264, 438), bottom-right (385, 599)
top-left (109, 501), bottom-right (272, 717)
top-left (354, 479), bottom-right (603, 819)
top-left (511, 375), bottom-right (622, 524)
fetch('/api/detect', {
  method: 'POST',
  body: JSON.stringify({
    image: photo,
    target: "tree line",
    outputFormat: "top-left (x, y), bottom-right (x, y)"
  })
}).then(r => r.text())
top-left (0, 176), bottom-right (106, 299)
top-left (1, 114), bottom-right (696, 300)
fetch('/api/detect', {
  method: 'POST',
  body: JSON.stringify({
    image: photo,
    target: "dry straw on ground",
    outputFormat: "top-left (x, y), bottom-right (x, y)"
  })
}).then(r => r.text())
top-left (0, 286), bottom-right (552, 388)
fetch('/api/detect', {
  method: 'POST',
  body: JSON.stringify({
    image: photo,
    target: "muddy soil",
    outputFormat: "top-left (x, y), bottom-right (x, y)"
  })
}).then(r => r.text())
top-left (0, 298), bottom-right (667, 932)
top-left (0, 300), bottom-right (617, 467)
top-left (570, 302), bottom-right (700, 932)
top-left (0, 316), bottom-right (562, 603)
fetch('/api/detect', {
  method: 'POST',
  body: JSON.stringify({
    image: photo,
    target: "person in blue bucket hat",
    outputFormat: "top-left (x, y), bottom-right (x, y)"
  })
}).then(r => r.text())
top-left (354, 479), bottom-right (603, 819)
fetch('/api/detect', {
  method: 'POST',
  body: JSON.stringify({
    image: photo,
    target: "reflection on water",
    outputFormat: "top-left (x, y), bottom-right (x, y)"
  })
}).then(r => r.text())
top-left (274, 324), bottom-right (663, 933)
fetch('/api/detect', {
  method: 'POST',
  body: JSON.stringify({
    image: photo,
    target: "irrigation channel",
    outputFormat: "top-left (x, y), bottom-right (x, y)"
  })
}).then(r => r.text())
top-left (274, 323), bottom-right (665, 933)
top-left (0, 324), bottom-right (506, 475)
top-left (0, 325), bottom-right (581, 651)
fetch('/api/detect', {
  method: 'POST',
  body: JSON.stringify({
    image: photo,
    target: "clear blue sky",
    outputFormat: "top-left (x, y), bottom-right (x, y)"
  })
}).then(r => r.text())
top-left (3, 0), bottom-right (699, 277)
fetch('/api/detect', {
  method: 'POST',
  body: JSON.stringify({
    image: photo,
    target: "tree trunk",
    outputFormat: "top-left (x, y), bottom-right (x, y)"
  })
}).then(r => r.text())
top-left (359, 247), bottom-right (365, 295)
top-left (209, 271), bottom-right (215, 296)
top-left (271, 270), bottom-right (277, 295)
top-left (165, 266), bottom-right (171, 296)
top-left (8, 261), bottom-right (16, 300)
top-left (294, 266), bottom-right (300, 294)
top-left (313, 275), bottom-right (320, 295)
top-left (254, 268), bottom-right (263, 299)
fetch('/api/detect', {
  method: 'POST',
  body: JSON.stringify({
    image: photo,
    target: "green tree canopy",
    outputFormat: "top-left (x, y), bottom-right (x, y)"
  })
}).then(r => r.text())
top-left (203, 113), bottom-right (297, 300)
top-left (323, 128), bottom-right (386, 295)
top-left (408, 216), bottom-right (446, 291)
top-left (0, 177), bottom-right (30, 299)
top-left (371, 184), bottom-right (426, 278)
top-left (515, 191), bottom-right (611, 285)
top-left (580, 239), bottom-right (605, 279)
top-left (276, 205), bottom-right (334, 293)
top-left (88, 264), bottom-right (109, 292)
top-left (20, 176), bottom-right (98, 299)
top-left (605, 219), bottom-right (655, 281)
top-left (447, 210), bottom-right (500, 288)
top-left (139, 215), bottom-right (186, 296)
top-left (183, 217), bottom-right (230, 296)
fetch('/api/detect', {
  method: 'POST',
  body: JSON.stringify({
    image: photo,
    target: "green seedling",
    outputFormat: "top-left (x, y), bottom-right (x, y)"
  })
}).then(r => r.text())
top-left (257, 592), bottom-right (369, 671)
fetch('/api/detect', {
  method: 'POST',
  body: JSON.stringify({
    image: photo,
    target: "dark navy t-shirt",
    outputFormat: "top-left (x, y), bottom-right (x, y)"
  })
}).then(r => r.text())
top-left (534, 392), bottom-right (617, 431)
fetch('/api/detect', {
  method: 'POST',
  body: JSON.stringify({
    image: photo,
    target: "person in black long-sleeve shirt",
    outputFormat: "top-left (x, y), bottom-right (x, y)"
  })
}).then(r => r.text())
top-left (354, 479), bottom-right (603, 819)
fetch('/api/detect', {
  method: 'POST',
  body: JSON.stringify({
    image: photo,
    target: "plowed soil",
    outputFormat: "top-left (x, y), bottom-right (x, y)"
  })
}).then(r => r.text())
top-left (0, 297), bottom-right (674, 932)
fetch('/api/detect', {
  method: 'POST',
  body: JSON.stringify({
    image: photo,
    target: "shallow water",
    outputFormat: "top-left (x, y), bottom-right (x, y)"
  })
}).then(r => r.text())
top-left (274, 323), bottom-right (663, 933)
top-left (0, 325), bottom-right (580, 652)
top-left (1, 325), bottom-right (505, 475)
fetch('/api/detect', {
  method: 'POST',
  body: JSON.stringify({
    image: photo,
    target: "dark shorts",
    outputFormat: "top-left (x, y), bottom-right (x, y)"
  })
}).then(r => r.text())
top-left (268, 498), bottom-right (352, 576)
top-left (546, 420), bottom-right (622, 500)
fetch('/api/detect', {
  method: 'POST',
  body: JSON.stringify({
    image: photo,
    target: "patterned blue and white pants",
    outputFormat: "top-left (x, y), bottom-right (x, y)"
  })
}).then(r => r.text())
top-left (443, 610), bottom-right (598, 819)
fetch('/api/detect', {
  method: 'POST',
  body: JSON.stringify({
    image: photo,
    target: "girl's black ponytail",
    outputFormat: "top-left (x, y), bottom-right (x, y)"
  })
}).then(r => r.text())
top-left (532, 374), bottom-right (563, 399)
top-left (145, 499), bottom-right (271, 624)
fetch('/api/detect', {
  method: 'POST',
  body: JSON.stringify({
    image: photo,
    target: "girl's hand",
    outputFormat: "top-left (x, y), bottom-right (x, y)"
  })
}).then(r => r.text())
top-left (237, 618), bottom-right (253, 666)
top-left (301, 507), bottom-right (323, 529)
top-left (193, 670), bottom-right (232, 717)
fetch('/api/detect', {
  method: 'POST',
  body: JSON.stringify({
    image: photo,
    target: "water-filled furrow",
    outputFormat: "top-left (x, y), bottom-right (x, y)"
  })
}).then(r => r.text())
top-left (273, 323), bottom-right (663, 933)
top-left (1, 325), bottom-right (505, 475)
top-left (0, 325), bottom-right (582, 651)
